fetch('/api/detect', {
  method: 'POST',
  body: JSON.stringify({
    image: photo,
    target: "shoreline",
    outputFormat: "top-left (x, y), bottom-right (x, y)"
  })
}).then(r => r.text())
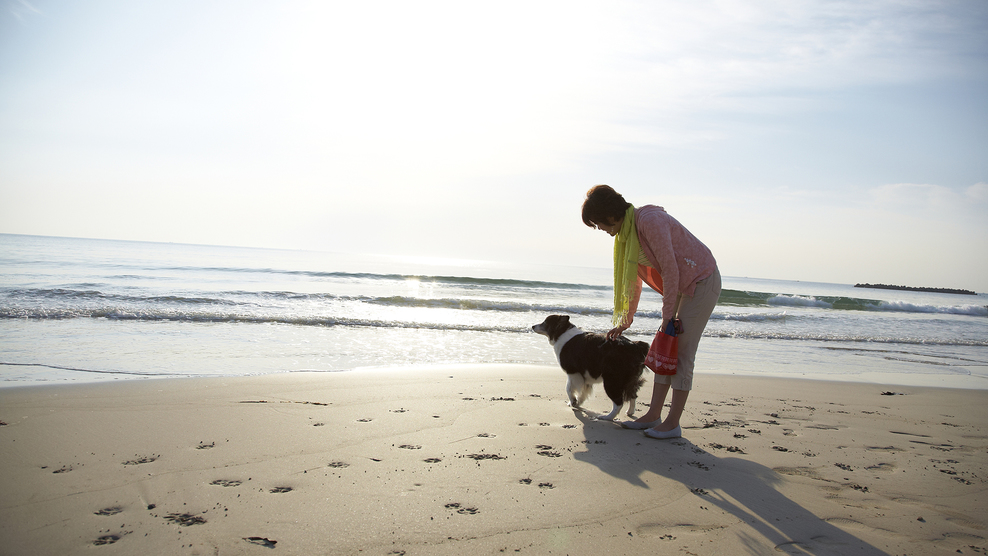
top-left (1, 365), bottom-right (985, 555)
top-left (4, 360), bottom-right (988, 391)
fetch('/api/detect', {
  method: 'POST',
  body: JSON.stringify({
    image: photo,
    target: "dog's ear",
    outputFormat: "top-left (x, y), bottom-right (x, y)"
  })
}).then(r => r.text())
top-left (553, 315), bottom-right (570, 327)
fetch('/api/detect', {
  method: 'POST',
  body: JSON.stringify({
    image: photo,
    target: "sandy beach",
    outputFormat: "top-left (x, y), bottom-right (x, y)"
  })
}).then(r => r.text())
top-left (1, 365), bottom-right (985, 555)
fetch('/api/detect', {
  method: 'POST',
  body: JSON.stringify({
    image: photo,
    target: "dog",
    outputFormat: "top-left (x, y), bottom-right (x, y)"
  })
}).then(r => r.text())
top-left (532, 315), bottom-right (649, 421)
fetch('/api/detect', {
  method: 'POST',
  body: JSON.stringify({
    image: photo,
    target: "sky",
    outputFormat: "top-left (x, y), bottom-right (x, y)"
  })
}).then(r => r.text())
top-left (1, 1), bottom-right (986, 291)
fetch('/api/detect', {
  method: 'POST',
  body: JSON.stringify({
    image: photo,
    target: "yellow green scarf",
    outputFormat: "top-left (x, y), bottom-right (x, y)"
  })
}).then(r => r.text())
top-left (612, 205), bottom-right (639, 326)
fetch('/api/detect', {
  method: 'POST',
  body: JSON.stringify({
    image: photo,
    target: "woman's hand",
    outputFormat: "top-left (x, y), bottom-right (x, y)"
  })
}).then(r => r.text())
top-left (606, 326), bottom-right (628, 341)
top-left (661, 319), bottom-right (684, 335)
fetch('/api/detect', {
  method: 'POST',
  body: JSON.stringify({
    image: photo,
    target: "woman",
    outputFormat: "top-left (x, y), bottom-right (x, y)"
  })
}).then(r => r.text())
top-left (582, 185), bottom-right (721, 439)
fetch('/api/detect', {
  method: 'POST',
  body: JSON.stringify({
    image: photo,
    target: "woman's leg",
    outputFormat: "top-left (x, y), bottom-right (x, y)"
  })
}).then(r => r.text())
top-left (631, 381), bottom-right (670, 424)
top-left (651, 388), bottom-right (689, 432)
top-left (648, 268), bottom-right (721, 434)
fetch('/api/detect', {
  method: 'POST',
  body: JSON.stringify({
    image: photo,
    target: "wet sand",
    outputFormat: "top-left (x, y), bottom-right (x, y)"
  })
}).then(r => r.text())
top-left (1, 365), bottom-right (985, 555)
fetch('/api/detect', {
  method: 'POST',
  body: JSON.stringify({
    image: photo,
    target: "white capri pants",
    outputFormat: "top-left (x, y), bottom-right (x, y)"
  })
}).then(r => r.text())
top-left (653, 266), bottom-right (721, 391)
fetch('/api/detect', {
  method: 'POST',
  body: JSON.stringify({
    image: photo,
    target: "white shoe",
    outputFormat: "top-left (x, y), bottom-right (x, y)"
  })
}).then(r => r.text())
top-left (644, 425), bottom-right (682, 439)
top-left (620, 419), bottom-right (661, 430)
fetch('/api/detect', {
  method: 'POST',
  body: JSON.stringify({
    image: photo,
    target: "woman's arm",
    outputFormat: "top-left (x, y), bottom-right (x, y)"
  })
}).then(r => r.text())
top-left (608, 275), bottom-right (642, 340)
top-left (637, 208), bottom-right (682, 323)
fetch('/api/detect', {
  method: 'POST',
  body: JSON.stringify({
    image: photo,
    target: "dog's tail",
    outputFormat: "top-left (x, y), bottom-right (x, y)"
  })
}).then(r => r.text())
top-left (635, 341), bottom-right (649, 361)
top-left (626, 341), bottom-right (650, 401)
top-left (625, 376), bottom-right (647, 402)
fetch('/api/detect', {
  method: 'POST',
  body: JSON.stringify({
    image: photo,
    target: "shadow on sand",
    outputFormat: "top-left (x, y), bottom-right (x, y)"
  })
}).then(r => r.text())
top-left (570, 410), bottom-right (888, 555)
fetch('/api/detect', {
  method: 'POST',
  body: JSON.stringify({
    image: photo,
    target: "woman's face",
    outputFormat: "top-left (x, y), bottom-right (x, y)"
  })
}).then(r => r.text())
top-left (594, 217), bottom-right (623, 237)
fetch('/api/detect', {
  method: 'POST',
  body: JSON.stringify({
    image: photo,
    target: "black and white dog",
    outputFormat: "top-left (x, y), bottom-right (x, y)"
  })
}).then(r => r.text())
top-left (532, 315), bottom-right (649, 421)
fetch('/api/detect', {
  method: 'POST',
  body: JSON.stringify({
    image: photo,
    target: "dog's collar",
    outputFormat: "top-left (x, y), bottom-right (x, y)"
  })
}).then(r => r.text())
top-left (552, 326), bottom-right (583, 362)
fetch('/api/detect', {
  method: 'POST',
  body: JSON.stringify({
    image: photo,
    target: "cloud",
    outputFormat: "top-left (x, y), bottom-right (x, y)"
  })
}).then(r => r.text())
top-left (966, 182), bottom-right (988, 202)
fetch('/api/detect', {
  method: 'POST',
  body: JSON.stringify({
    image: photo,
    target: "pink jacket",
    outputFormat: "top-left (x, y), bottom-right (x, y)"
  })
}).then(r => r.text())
top-left (624, 205), bottom-right (717, 326)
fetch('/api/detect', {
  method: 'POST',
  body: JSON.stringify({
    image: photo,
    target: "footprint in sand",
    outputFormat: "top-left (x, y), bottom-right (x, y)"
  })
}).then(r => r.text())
top-left (269, 486), bottom-right (293, 493)
top-left (210, 479), bottom-right (243, 487)
top-left (94, 506), bottom-right (123, 516)
top-left (244, 537), bottom-right (277, 548)
top-left (93, 533), bottom-right (128, 545)
top-left (165, 513), bottom-right (206, 526)
top-left (327, 461), bottom-right (350, 468)
top-left (774, 466), bottom-right (820, 478)
top-left (535, 445), bottom-right (562, 458)
top-left (445, 502), bottom-right (479, 515)
top-left (122, 455), bottom-right (159, 466)
top-left (463, 453), bottom-right (506, 461)
top-left (708, 443), bottom-right (745, 454)
top-left (890, 430), bottom-right (930, 438)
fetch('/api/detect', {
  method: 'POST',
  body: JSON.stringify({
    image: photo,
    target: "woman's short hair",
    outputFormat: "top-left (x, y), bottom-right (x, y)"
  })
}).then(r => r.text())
top-left (582, 185), bottom-right (631, 228)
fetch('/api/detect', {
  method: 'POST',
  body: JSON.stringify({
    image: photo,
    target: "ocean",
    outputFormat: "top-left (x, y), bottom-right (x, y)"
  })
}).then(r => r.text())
top-left (2, 234), bottom-right (986, 389)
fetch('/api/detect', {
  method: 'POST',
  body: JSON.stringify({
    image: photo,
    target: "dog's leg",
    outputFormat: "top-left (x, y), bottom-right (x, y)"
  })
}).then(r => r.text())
top-left (578, 382), bottom-right (592, 407)
top-left (597, 401), bottom-right (622, 421)
top-left (626, 397), bottom-right (637, 417)
top-left (565, 375), bottom-right (582, 408)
